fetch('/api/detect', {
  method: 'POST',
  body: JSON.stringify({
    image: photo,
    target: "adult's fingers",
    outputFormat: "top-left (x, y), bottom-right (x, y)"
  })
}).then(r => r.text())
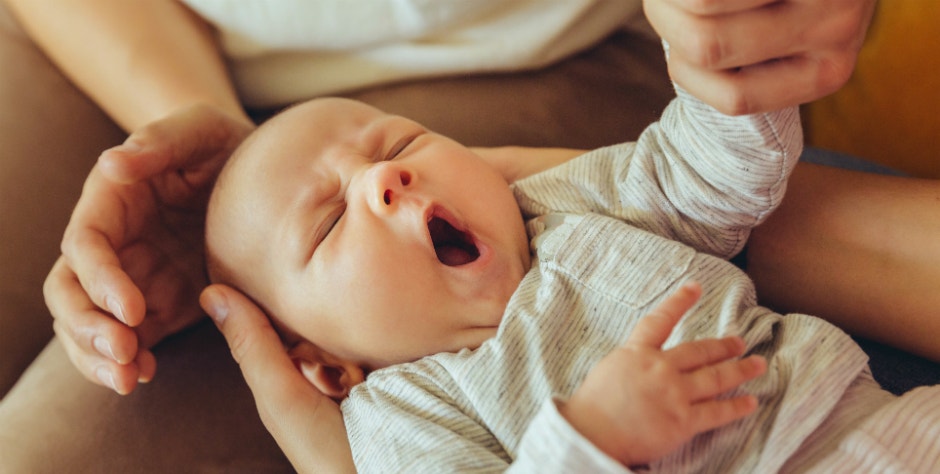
top-left (54, 323), bottom-right (143, 395)
top-left (650, 0), bottom-right (871, 71)
top-left (60, 224), bottom-right (147, 327)
top-left (671, 47), bottom-right (855, 116)
top-left (201, 284), bottom-right (354, 472)
top-left (98, 104), bottom-right (254, 184)
top-left (647, 0), bottom-right (875, 114)
top-left (658, 0), bottom-right (773, 16)
top-left (200, 284), bottom-right (305, 405)
top-left (647, 0), bottom-right (797, 70)
top-left (59, 165), bottom-right (152, 327)
top-left (45, 257), bottom-right (141, 362)
top-left (44, 258), bottom-right (148, 393)
top-left (628, 282), bottom-right (702, 349)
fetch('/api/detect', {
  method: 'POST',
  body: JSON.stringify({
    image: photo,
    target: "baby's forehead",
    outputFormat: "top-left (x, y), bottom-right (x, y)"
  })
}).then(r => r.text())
top-left (239, 98), bottom-right (385, 165)
top-left (266, 97), bottom-right (386, 133)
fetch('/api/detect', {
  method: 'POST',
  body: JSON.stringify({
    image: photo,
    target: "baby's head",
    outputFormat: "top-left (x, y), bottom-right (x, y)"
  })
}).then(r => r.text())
top-left (206, 98), bottom-right (530, 396)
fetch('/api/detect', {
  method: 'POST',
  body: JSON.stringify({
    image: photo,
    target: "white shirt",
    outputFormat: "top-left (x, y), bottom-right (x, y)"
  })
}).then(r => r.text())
top-left (180, 0), bottom-right (649, 106)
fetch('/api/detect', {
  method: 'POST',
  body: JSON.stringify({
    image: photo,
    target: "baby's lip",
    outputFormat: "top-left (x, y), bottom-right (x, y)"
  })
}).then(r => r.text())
top-left (425, 205), bottom-right (480, 267)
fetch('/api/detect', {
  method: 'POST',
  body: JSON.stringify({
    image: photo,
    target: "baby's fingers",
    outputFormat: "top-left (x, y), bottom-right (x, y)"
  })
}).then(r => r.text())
top-left (628, 282), bottom-right (702, 349)
top-left (687, 355), bottom-right (766, 402)
top-left (689, 394), bottom-right (759, 435)
top-left (667, 336), bottom-right (746, 372)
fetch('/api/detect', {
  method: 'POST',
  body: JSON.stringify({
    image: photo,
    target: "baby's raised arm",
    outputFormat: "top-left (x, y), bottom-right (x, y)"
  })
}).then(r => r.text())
top-left (559, 283), bottom-right (766, 467)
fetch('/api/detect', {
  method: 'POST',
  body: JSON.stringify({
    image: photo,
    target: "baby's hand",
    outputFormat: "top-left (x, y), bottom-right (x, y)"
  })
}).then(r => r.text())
top-left (559, 282), bottom-right (766, 467)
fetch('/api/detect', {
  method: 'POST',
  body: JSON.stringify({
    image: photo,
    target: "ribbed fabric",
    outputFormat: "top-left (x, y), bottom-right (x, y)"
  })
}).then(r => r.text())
top-left (803, 384), bottom-right (940, 473)
top-left (342, 88), bottom-right (934, 472)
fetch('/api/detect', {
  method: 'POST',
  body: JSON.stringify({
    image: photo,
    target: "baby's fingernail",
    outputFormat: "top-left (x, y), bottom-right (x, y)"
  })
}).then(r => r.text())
top-left (93, 337), bottom-right (117, 362)
top-left (96, 366), bottom-right (117, 392)
top-left (105, 296), bottom-right (126, 324)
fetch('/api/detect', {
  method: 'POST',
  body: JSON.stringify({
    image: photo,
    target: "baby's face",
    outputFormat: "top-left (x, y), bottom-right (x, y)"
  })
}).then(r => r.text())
top-left (207, 98), bottom-right (530, 370)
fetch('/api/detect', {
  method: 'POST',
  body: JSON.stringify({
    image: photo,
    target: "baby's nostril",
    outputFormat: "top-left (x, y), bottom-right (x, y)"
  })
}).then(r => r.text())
top-left (400, 171), bottom-right (411, 186)
top-left (384, 189), bottom-right (392, 205)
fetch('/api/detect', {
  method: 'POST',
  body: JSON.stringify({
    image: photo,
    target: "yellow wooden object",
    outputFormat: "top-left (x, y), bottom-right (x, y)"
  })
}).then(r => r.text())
top-left (804, 2), bottom-right (940, 178)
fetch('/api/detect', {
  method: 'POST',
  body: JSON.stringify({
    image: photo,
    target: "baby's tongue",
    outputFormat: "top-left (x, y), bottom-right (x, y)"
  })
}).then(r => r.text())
top-left (435, 245), bottom-right (475, 267)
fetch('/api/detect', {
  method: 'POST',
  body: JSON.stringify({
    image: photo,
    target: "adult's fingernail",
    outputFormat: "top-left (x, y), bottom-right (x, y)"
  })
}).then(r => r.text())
top-left (96, 366), bottom-right (117, 392)
top-left (93, 336), bottom-right (117, 362)
top-left (106, 296), bottom-right (126, 324)
top-left (203, 289), bottom-right (229, 325)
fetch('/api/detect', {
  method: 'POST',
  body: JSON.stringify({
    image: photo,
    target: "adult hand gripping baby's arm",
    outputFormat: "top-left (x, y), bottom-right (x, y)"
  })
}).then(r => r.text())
top-left (202, 284), bottom-right (356, 474)
top-left (644, 0), bottom-right (876, 114)
top-left (43, 106), bottom-right (255, 394)
top-left (558, 282), bottom-right (766, 468)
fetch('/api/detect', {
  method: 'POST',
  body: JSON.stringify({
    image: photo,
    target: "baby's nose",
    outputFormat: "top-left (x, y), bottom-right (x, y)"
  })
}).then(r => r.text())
top-left (369, 161), bottom-right (413, 211)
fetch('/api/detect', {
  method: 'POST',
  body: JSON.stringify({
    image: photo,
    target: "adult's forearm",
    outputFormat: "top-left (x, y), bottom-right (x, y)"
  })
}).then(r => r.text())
top-left (6, 0), bottom-right (248, 131)
top-left (747, 163), bottom-right (940, 362)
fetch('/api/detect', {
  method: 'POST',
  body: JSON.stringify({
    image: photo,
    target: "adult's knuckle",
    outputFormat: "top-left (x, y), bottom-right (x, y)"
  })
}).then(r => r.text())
top-left (60, 227), bottom-right (81, 257)
top-left (680, 0), bottom-right (721, 16)
top-left (715, 87), bottom-right (752, 116)
top-left (830, 0), bottom-right (873, 43)
top-left (42, 269), bottom-right (61, 306)
top-left (815, 55), bottom-right (856, 97)
top-left (681, 25), bottom-right (725, 69)
top-left (51, 318), bottom-right (70, 340)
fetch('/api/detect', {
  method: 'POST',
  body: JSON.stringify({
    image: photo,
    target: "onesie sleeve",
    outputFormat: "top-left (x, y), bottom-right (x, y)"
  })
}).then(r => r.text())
top-left (510, 399), bottom-right (634, 473)
top-left (344, 371), bottom-right (634, 473)
top-left (514, 85), bottom-right (803, 259)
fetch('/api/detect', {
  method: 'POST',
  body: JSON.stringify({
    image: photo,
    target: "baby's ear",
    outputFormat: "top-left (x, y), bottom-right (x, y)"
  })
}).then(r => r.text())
top-left (288, 341), bottom-right (365, 401)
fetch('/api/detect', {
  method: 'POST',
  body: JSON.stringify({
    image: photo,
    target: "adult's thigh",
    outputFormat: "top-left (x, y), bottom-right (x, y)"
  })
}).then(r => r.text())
top-left (0, 0), bottom-right (125, 396)
top-left (0, 5), bottom-right (289, 472)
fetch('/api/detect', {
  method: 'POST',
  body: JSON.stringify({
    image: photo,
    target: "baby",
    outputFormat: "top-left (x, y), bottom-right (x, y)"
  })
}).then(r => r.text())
top-left (206, 91), bottom-right (940, 472)
top-left (206, 97), bottom-right (535, 372)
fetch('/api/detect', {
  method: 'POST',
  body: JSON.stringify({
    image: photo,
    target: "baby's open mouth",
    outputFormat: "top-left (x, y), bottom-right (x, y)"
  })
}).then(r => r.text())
top-left (428, 213), bottom-right (480, 266)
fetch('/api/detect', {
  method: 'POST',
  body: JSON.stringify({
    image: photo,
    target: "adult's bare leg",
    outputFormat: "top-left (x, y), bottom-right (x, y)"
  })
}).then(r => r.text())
top-left (0, 0), bottom-right (124, 397)
top-left (748, 162), bottom-right (940, 363)
top-left (0, 2), bottom-right (288, 470)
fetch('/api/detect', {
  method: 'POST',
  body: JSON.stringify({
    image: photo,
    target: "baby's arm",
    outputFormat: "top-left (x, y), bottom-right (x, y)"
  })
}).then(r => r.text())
top-left (513, 85), bottom-right (804, 260)
top-left (628, 86), bottom-right (803, 258)
top-left (558, 283), bottom-right (766, 467)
